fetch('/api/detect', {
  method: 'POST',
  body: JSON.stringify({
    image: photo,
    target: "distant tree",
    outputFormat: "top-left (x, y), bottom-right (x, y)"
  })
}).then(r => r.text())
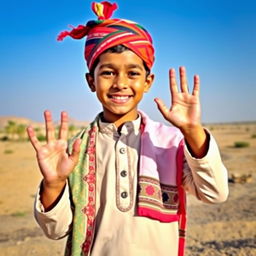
top-left (68, 124), bottom-right (76, 137)
top-left (16, 124), bottom-right (26, 140)
top-left (55, 125), bottom-right (60, 138)
top-left (5, 121), bottom-right (17, 139)
top-left (34, 127), bottom-right (41, 133)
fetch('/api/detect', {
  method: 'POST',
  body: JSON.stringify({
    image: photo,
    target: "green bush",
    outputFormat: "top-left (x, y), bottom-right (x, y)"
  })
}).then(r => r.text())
top-left (37, 134), bottom-right (46, 141)
top-left (251, 134), bottom-right (256, 139)
top-left (234, 141), bottom-right (250, 148)
top-left (11, 211), bottom-right (27, 217)
top-left (4, 149), bottom-right (13, 154)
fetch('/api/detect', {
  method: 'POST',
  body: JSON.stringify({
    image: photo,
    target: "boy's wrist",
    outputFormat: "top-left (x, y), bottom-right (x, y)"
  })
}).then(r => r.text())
top-left (40, 179), bottom-right (67, 212)
top-left (180, 124), bottom-right (209, 158)
top-left (42, 179), bottom-right (67, 191)
top-left (180, 124), bottom-right (205, 138)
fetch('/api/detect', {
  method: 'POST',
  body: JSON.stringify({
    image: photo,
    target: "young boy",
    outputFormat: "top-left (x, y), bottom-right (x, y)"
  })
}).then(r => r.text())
top-left (27, 2), bottom-right (229, 256)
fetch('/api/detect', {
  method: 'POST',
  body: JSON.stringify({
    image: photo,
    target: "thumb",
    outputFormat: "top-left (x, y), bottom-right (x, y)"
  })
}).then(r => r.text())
top-left (154, 98), bottom-right (170, 120)
top-left (69, 138), bottom-right (81, 165)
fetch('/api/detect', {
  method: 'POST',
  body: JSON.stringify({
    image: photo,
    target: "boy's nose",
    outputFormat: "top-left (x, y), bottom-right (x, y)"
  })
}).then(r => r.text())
top-left (113, 74), bottom-right (128, 89)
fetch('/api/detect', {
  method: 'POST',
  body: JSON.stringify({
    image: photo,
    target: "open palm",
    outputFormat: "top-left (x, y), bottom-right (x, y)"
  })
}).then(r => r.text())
top-left (155, 67), bottom-right (201, 131)
top-left (27, 111), bottom-right (81, 186)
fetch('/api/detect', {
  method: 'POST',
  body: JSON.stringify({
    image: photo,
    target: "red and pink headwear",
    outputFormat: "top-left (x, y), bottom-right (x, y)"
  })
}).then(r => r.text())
top-left (57, 1), bottom-right (155, 70)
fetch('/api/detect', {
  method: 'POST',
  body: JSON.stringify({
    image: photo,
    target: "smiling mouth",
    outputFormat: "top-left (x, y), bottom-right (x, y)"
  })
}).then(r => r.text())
top-left (108, 95), bottom-right (132, 103)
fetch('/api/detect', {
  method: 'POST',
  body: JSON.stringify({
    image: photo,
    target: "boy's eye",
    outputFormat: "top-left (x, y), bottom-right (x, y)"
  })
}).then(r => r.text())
top-left (128, 71), bottom-right (141, 77)
top-left (100, 70), bottom-right (115, 76)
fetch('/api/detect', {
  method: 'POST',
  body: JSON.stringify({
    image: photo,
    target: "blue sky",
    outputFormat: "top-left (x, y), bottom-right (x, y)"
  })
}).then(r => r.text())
top-left (0, 0), bottom-right (255, 123)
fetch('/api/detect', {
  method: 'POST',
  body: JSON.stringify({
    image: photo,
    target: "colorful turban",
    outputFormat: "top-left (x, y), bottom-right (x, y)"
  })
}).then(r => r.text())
top-left (57, 1), bottom-right (155, 70)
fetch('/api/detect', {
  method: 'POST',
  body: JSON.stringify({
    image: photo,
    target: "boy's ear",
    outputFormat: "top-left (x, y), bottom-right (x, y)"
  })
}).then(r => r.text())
top-left (85, 73), bottom-right (96, 92)
top-left (144, 73), bottom-right (155, 93)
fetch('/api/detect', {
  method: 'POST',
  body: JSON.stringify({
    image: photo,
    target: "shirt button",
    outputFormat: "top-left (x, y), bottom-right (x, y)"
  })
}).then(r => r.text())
top-left (121, 191), bottom-right (128, 198)
top-left (120, 170), bottom-right (127, 177)
top-left (119, 148), bottom-right (126, 154)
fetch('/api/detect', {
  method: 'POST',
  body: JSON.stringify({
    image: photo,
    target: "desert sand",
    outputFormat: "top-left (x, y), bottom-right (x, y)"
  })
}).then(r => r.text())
top-left (0, 121), bottom-right (255, 256)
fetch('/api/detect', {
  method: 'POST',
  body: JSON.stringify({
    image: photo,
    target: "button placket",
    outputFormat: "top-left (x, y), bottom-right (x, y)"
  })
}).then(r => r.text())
top-left (120, 170), bottom-right (127, 177)
top-left (119, 147), bottom-right (126, 154)
top-left (116, 138), bottom-right (131, 211)
top-left (121, 191), bottom-right (128, 198)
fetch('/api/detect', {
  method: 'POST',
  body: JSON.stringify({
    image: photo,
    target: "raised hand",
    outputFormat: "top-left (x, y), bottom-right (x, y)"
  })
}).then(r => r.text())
top-left (155, 67), bottom-right (208, 158)
top-left (154, 66), bottom-right (201, 132)
top-left (27, 111), bottom-right (81, 209)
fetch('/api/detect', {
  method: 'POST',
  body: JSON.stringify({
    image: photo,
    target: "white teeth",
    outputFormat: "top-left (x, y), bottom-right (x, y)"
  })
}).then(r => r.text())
top-left (111, 96), bottom-right (129, 99)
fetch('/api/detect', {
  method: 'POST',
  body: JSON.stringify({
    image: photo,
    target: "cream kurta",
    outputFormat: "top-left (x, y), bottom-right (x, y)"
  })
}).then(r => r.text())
top-left (34, 116), bottom-right (229, 256)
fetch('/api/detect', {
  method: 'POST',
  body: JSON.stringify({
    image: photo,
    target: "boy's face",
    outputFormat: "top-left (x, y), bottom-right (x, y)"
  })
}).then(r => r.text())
top-left (86, 50), bottom-right (154, 124)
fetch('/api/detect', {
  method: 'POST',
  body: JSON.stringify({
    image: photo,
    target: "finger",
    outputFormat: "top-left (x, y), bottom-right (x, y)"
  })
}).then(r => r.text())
top-left (69, 138), bottom-right (81, 165)
top-left (44, 110), bottom-right (55, 142)
top-left (179, 66), bottom-right (189, 93)
top-left (27, 125), bottom-right (41, 151)
top-left (59, 111), bottom-right (69, 140)
top-left (154, 98), bottom-right (169, 120)
top-left (169, 68), bottom-right (178, 97)
top-left (192, 75), bottom-right (200, 97)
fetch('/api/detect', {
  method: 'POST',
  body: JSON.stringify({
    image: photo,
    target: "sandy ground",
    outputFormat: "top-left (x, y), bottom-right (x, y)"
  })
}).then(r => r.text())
top-left (0, 123), bottom-right (255, 255)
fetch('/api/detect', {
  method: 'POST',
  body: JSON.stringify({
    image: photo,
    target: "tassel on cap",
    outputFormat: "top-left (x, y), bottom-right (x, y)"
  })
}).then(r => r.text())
top-left (57, 25), bottom-right (89, 41)
top-left (57, 1), bottom-right (118, 41)
top-left (92, 1), bottom-right (118, 20)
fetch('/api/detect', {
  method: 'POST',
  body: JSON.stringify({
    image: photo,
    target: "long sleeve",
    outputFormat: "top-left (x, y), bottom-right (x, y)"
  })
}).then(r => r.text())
top-left (182, 131), bottom-right (229, 203)
top-left (34, 181), bottom-right (73, 239)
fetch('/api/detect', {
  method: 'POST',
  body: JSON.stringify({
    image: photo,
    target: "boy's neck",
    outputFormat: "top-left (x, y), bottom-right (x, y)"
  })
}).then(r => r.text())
top-left (102, 109), bottom-right (139, 129)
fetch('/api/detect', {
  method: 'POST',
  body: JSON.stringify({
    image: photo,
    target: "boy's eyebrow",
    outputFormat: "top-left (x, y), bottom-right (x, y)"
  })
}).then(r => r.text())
top-left (127, 64), bottom-right (144, 70)
top-left (98, 63), bottom-right (144, 70)
top-left (98, 64), bottom-right (115, 69)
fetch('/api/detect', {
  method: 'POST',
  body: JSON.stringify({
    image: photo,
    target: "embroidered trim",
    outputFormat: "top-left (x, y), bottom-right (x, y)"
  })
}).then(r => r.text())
top-left (176, 140), bottom-right (187, 256)
top-left (138, 176), bottom-right (179, 211)
top-left (179, 229), bottom-right (186, 238)
top-left (81, 126), bottom-right (97, 255)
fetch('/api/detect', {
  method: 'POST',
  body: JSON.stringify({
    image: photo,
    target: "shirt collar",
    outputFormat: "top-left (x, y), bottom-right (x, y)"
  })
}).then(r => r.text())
top-left (98, 113), bottom-right (141, 136)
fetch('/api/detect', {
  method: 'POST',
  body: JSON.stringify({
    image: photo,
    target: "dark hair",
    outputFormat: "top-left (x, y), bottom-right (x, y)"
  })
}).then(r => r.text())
top-left (89, 44), bottom-right (150, 77)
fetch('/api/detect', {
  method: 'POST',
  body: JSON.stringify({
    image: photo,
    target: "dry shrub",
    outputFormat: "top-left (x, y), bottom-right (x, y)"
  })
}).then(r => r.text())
top-left (233, 141), bottom-right (250, 148)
